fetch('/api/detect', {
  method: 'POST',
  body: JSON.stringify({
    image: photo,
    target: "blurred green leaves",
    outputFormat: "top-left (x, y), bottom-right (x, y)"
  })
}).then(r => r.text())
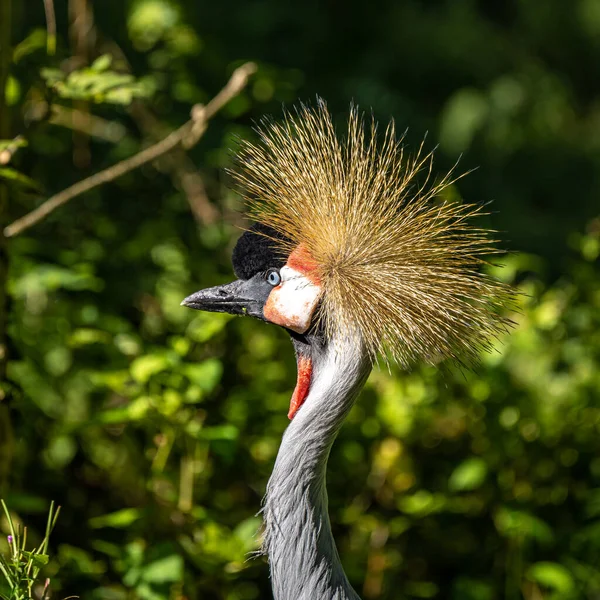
top-left (120, 542), bottom-right (183, 600)
top-left (41, 55), bottom-right (155, 105)
top-left (0, 167), bottom-right (41, 192)
top-left (495, 508), bottom-right (554, 545)
top-left (0, 138), bottom-right (26, 153)
top-left (448, 458), bottom-right (487, 492)
top-left (526, 562), bottom-right (575, 599)
top-left (439, 89), bottom-right (488, 154)
top-left (130, 352), bottom-right (174, 384)
top-left (90, 508), bottom-right (143, 529)
top-left (128, 0), bottom-right (180, 51)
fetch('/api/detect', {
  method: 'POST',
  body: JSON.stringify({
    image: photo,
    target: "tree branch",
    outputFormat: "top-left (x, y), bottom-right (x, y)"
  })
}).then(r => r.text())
top-left (4, 61), bottom-right (257, 238)
top-left (0, 134), bottom-right (25, 165)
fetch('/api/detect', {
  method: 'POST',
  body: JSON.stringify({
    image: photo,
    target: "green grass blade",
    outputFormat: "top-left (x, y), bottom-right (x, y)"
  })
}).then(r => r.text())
top-left (0, 555), bottom-right (15, 589)
top-left (0, 500), bottom-right (17, 546)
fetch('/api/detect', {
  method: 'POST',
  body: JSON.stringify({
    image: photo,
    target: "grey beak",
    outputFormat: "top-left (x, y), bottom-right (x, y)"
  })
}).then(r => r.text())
top-left (181, 276), bottom-right (272, 319)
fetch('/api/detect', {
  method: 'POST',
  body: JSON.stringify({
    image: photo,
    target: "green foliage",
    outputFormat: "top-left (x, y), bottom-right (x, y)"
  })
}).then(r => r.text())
top-left (41, 55), bottom-right (155, 105)
top-left (527, 563), bottom-right (575, 599)
top-left (0, 169), bottom-right (40, 192)
top-left (0, 139), bottom-right (26, 153)
top-left (448, 458), bottom-right (488, 492)
top-left (0, 501), bottom-right (59, 600)
top-left (2, 0), bottom-right (600, 599)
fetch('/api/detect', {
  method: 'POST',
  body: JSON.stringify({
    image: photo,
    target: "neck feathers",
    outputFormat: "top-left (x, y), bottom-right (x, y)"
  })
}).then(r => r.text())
top-left (262, 336), bottom-right (372, 600)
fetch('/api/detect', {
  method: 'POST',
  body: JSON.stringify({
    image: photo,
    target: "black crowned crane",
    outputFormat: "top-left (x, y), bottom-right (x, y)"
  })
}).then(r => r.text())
top-left (182, 103), bottom-right (513, 600)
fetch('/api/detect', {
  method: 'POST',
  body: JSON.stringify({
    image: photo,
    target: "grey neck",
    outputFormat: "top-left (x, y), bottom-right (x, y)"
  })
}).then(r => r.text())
top-left (262, 335), bottom-right (372, 600)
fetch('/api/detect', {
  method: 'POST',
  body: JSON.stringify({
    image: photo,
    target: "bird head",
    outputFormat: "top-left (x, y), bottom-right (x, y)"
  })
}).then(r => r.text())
top-left (182, 101), bottom-right (514, 419)
top-left (182, 222), bottom-right (322, 336)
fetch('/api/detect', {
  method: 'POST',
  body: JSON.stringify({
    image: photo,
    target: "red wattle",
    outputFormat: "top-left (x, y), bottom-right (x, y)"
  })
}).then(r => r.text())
top-left (288, 355), bottom-right (313, 419)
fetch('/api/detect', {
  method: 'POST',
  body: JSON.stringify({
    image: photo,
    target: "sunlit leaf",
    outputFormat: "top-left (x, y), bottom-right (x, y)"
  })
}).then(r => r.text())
top-left (130, 353), bottom-right (174, 383)
top-left (494, 507), bottom-right (554, 544)
top-left (140, 553), bottom-right (183, 584)
top-left (398, 491), bottom-right (446, 517)
top-left (186, 313), bottom-right (231, 343)
top-left (128, 0), bottom-right (180, 51)
top-left (90, 54), bottom-right (112, 72)
top-left (68, 328), bottom-right (112, 347)
top-left (183, 358), bottom-right (223, 393)
top-left (526, 562), bottom-right (575, 596)
top-left (89, 508), bottom-right (143, 529)
top-left (449, 458), bottom-right (488, 492)
top-left (439, 89), bottom-right (488, 153)
top-left (21, 552), bottom-right (49, 567)
top-left (13, 28), bottom-right (47, 62)
top-left (0, 167), bottom-right (41, 191)
top-left (0, 138), bottom-right (27, 152)
top-left (197, 424), bottom-right (238, 442)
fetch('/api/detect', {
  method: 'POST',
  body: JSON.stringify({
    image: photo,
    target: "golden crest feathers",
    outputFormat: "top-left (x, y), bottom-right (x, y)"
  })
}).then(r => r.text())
top-left (233, 101), bottom-right (514, 367)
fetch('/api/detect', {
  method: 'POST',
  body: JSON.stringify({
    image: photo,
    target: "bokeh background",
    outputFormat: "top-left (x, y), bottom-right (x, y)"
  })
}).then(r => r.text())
top-left (1, 0), bottom-right (599, 599)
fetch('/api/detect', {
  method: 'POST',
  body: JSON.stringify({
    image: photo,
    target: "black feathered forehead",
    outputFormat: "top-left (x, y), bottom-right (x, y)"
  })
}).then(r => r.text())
top-left (232, 223), bottom-right (290, 280)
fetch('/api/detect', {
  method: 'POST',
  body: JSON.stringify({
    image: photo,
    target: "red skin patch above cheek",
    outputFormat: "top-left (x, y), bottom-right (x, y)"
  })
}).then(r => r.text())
top-left (286, 244), bottom-right (321, 284)
top-left (288, 354), bottom-right (313, 419)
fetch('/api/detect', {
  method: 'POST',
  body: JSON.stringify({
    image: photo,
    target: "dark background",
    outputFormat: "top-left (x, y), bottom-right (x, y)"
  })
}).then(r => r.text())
top-left (0, 1), bottom-right (599, 599)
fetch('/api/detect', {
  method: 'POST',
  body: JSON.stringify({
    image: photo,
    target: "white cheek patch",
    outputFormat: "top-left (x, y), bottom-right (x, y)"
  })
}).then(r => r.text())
top-left (263, 266), bottom-right (322, 333)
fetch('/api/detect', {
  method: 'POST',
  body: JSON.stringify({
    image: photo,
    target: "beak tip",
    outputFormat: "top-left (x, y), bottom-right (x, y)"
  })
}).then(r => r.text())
top-left (181, 281), bottom-right (254, 316)
top-left (181, 294), bottom-right (198, 309)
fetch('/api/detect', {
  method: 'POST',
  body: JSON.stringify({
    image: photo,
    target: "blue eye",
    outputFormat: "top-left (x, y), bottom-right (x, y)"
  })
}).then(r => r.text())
top-left (267, 270), bottom-right (281, 286)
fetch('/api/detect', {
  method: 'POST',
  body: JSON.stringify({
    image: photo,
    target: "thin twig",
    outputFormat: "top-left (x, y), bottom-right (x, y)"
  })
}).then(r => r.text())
top-left (42, 0), bottom-right (56, 56)
top-left (4, 61), bottom-right (257, 238)
top-left (0, 135), bottom-right (24, 165)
